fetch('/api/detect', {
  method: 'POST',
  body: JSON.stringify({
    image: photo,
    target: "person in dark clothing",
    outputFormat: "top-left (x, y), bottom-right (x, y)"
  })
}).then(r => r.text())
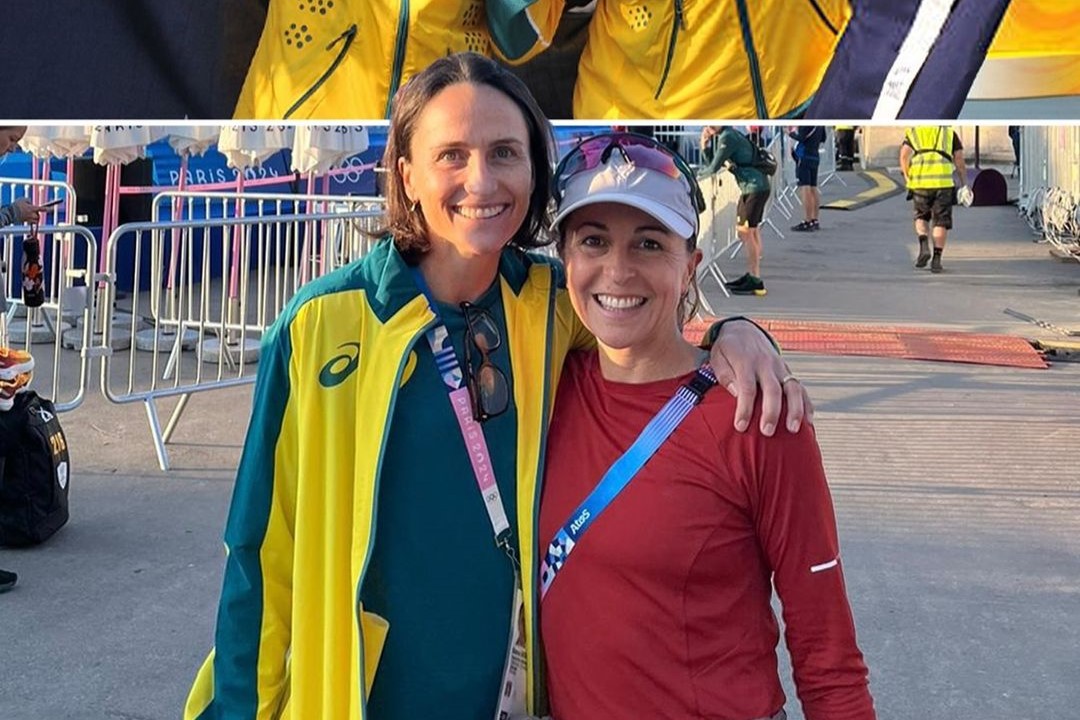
top-left (790, 126), bottom-right (826, 232)
top-left (698, 126), bottom-right (772, 297)
top-left (1008, 126), bottom-right (1022, 168)
top-left (0, 125), bottom-right (49, 595)
top-left (836, 126), bottom-right (858, 171)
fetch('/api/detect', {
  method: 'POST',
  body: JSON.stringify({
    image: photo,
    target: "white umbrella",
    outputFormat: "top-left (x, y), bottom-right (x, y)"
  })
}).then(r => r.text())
top-left (217, 125), bottom-right (295, 171)
top-left (83, 125), bottom-right (161, 349)
top-left (161, 125), bottom-right (221, 160)
top-left (215, 125), bottom-right (296, 299)
top-left (19, 125), bottom-right (93, 224)
top-left (20, 125), bottom-right (92, 160)
top-left (204, 125), bottom-right (296, 365)
top-left (291, 125), bottom-right (371, 280)
top-left (290, 125), bottom-right (369, 176)
top-left (7, 126), bottom-right (96, 344)
top-left (155, 126), bottom-right (222, 278)
top-left (90, 125), bottom-right (158, 266)
top-left (90, 125), bottom-right (155, 167)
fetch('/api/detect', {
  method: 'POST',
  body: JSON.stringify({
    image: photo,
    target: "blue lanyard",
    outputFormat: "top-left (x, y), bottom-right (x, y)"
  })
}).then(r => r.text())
top-left (540, 364), bottom-right (718, 600)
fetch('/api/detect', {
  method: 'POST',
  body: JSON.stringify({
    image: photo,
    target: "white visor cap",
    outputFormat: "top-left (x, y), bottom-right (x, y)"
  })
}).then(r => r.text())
top-left (552, 154), bottom-right (699, 240)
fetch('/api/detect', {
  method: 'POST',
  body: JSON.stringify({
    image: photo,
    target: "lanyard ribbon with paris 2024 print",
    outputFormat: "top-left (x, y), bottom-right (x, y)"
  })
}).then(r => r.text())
top-left (410, 267), bottom-right (527, 720)
top-left (540, 364), bottom-right (719, 600)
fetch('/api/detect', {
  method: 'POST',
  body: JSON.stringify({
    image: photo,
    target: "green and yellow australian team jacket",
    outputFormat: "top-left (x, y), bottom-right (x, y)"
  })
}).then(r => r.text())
top-left (185, 238), bottom-right (586, 719)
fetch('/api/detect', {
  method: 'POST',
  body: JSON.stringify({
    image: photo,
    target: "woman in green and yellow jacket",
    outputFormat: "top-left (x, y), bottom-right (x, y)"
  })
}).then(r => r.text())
top-left (234, 0), bottom-right (495, 119)
top-left (490, 0), bottom-right (1024, 120)
top-left (187, 53), bottom-right (808, 720)
top-left (489, 0), bottom-right (851, 119)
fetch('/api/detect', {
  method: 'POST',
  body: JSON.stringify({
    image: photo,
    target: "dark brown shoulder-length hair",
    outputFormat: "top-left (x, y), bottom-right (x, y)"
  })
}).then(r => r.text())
top-left (377, 52), bottom-right (555, 260)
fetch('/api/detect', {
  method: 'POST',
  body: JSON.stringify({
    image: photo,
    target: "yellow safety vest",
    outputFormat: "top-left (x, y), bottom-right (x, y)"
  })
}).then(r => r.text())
top-left (972, 0), bottom-right (1080, 99)
top-left (906, 127), bottom-right (956, 190)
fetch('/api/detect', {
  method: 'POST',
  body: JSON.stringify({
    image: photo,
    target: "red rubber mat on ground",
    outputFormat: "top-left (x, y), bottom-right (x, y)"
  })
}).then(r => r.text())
top-left (685, 318), bottom-right (1048, 369)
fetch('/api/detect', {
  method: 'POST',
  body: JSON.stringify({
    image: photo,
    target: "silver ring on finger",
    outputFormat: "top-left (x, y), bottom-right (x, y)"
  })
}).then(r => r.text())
top-left (781, 374), bottom-right (799, 385)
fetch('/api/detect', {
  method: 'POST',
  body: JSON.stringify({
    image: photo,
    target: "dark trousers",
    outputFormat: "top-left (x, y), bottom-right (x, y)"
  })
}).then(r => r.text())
top-left (836, 129), bottom-right (856, 169)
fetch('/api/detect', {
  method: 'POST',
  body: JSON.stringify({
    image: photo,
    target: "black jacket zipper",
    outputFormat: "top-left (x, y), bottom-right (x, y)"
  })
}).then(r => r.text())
top-left (807, 0), bottom-right (841, 34)
top-left (654, 0), bottom-right (686, 100)
top-left (734, 0), bottom-right (768, 118)
top-left (384, 0), bottom-right (411, 118)
top-left (283, 24), bottom-right (358, 120)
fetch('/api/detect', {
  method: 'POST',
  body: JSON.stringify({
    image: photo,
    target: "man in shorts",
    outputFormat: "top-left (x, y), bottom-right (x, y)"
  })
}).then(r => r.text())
top-left (790, 126), bottom-right (825, 232)
top-left (900, 127), bottom-right (970, 273)
top-left (699, 126), bottom-right (772, 296)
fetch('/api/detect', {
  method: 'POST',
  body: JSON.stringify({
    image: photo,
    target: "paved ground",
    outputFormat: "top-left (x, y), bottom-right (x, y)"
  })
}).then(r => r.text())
top-left (960, 96), bottom-right (1080, 120)
top-left (2, 167), bottom-right (1079, 719)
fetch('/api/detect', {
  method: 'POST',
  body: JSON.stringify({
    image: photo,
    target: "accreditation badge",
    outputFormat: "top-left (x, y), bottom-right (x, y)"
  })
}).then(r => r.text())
top-left (495, 576), bottom-right (528, 720)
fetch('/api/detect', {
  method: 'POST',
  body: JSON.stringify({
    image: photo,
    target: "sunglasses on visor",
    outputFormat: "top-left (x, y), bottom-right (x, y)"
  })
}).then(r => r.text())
top-left (552, 132), bottom-right (707, 215)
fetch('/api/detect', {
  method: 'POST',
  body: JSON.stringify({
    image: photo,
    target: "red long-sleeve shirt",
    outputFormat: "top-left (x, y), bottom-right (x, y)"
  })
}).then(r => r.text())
top-left (539, 351), bottom-right (875, 720)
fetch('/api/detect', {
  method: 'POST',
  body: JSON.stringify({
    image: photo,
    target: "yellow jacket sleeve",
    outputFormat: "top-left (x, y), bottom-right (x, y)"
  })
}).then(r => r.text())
top-left (185, 318), bottom-right (299, 719)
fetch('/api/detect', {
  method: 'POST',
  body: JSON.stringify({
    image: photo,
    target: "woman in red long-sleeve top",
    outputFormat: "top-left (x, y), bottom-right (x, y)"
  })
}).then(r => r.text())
top-left (539, 131), bottom-right (876, 720)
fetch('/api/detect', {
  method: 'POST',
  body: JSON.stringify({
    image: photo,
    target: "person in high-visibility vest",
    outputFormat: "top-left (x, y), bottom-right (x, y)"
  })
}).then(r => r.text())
top-left (899, 127), bottom-right (971, 274)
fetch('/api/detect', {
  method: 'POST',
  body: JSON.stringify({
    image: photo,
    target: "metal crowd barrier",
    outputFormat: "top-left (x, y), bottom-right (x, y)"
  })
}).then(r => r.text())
top-left (652, 127), bottom-right (708, 168)
top-left (1, 177), bottom-right (398, 468)
top-left (1016, 127), bottom-right (1080, 259)
top-left (695, 172), bottom-right (743, 315)
top-left (1019, 126), bottom-right (1080, 198)
top-left (97, 200), bottom-right (385, 470)
top-left (1, 177), bottom-right (95, 413)
top-left (149, 191), bottom-right (384, 329)
top-left (0, 176), bottom-right (393, 465)
top-left (0, 223), bottom-right (98, 413)
top-left (0, 177), bottom-right (78, 224)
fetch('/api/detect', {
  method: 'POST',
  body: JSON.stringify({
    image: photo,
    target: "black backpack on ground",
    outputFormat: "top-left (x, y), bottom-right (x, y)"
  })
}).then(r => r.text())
top-left (0, 391), bottom-right (70, 546)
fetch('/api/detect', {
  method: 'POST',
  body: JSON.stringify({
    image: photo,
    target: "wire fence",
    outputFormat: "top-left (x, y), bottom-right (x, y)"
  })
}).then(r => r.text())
top-left (1017, 126), bottom-right (1080, 260)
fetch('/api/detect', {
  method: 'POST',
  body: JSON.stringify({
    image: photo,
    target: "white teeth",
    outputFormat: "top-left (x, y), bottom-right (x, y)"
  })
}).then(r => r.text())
top-left (456, 205), bottom-right (505, 219)
top-left (596, 294), bottom-right (646, 311)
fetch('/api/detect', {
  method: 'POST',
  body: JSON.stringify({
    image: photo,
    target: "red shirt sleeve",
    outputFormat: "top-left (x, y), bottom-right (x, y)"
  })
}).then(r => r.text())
top-left (715, 412), bottom-right (877, 720)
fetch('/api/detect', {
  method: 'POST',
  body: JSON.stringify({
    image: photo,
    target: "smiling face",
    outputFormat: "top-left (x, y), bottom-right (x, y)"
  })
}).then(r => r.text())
top-left (562, 202), bottom-right (701, 361)
top-left (398, 82), bottom-right (534, 261)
